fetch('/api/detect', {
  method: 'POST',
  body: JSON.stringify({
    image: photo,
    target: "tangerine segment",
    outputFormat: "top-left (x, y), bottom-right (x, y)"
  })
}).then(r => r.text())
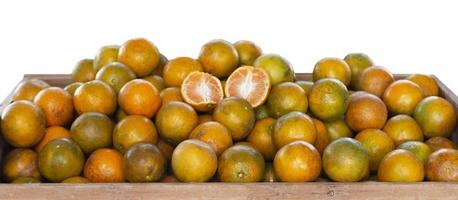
top-left (225, 66), bottom-right (270, 107)
top-left (181, 72), bottom-right (223, 112)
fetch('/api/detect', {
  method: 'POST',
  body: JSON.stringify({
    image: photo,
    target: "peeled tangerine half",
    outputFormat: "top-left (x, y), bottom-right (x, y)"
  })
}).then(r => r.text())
top-left (181, 71), bottom-right (224, 112)
top-left (225, 66), bottom-right (271, 107)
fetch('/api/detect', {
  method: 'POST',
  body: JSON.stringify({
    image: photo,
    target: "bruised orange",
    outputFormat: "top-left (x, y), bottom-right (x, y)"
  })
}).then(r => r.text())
top-left (94, 45), bottom-right (119, 72)
top-left (213, 97), bottom-right (256, 141)
top-left (73, 80), bottom-right (117, 115)
top-left (357, 66), bottom-right (394, 97)
top-left (34, 87), bottom-right (74, 126)
top-left (71, 59), bottom-right (96, 83)
top-left (406, 74), bottom-right (439, 97)
top-left (119, 79), bottom-right (161, 118)
top-left (118, 38), bottom-right (160, 77)
top-left (124, 143), bottom-right (166, 182)
top-left (163, 57), bottom-right (203, 87)
top-left (382, 80), bottom-right (424, 115)
top-left (2, 148), bottom-right (40, 182)
top-left (160, 87), bottom-right (183, 105)
top-left (181, 71), bottom-right (223, 111)
top-left (84, 148), bottom-right (125, 182)
top-left (113, 115), bottom-right (158, 153)
top-left (272, 112), bottom-right (316, 148)
top-left (274, 141), bottom-right (321, 182)
top-left (383, 114), bottom-right (424, 146)
top-left (426, 149), bottom-right (458, 181)
top-left (35, 126), bottom-right (71, 152)
top-left (198, 39), bottom-right (239, 78)
top-left (313, 57), bottom-right (351, 86)
top-left (12, 79), bottom-right (49, 102)
top-left (225, 66), bottom-right (271, 107)
top-left (234, 40), bottom-right (262, 65)
top-left (378, 149), bottom-right (424, 182)
top-left (246, 117), bottom-right (277, 161)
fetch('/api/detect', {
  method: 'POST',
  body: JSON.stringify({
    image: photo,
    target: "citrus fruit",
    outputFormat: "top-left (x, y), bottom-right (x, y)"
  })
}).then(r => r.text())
top-left (124, 143), bottom-right (166, 182)
top-left (71, 59), bottom-right (96, 83)
top-left (95, 62), bottom-right (136, 93)
top-left (324, 118), bottom-right (353, 142)
top-left (64, 82), bottom-right (83, 96)
top-left (155, 101), bottom-right (198, 145)
top-left (322, 137), bottom-right (369, 182)
top-left (272, 112), bottom-right (316, 148)
top-left (160, 175), bottom-right (180, 183)
top-left (94, 45), bottom-right (119, 72)
top-left (267, 82), bottom-right (307, 118)
top-left (313, 57), bottom-right (351, 86)
top-left (406, 74), bottom-right (439, 97)
top-left (397, 141), bottom-right (432, 164)
top-left (234, 40), bottom-right (262, 65)
top-left (274, 141), bottom-right (321, 182)
top-left (143, 75), bottom-right (165, 91)
top-left (378, 149), bottom-right (424, 182)
top-left (312, 118), bottom-right (330, 154)
top-left (84, 148), bottom-right (125, 182)
top-left (343, 53), bottom-right (374, 89)
top-left (150, 54), bottom-right (169, 76)
top-left (355, 129), bottom-right (395, 171)
top-left (157, 139), bottom-right (174, 161)
top-left (181, 71), bottom-right (224, 111)
top-left (2, 148), bottom-right (40, 182)
top-left (198, 114), bottom-right (213, 124)
top-left (118, 79), bottom-right (161, 118)
top-left (70, 112), bottom-right (114, 154)
top-left (118, 38), bottom-right (160, 77)
top-left (425, 136), bottom-right (457, 152)
top-left (38, 138), bottom-right (84, 182)
top-left (12, 177), bottom-right (41, 184)
top-left (12, 79), bottom-right (49, 102)
top-left (254, 104), bottom-right (270, 120)
top-left (73, 80), bottom-right (117, 115)
top-left (160, 87), bottom-right (183, 105)
top-left (345, 92), bottom-right (387, 132)
top-left (234, 141), bottom-right (255, 148)
top-left (426, 149), bottom-right (458, 181)
top-left (308, 78), bottom-right (349, 122)
top-left (357, 66), bottom-right (394, 97)
top-left (213, 97), bottom-right (255, 141)
top-left (163, 57), bottom-right (203, 87)
top-left (246, 117), bottom-right (277, 161)
top-left (189, 121), bottom-right (233, 156)
top-left (383, 114), bottom-right (423, 146)
top-left (35, 126), bottom-right (71, 152)
top-left (62, 176), bottom-right (90, 183)
top-left (1, 100), bottom-right (46, 147)
top-left (295, 80), bottom-right (313, 95)
top-left (253, 54), bottom-right (295, 85)
top-left (414, 96), bottom-right (456, 138)
top-left (218, 144), bottom-right (265, 182)
top-left (198, 39), bottom-right (239, 78)
top-left (382, 80), bottom-right (424, 115)
top-left (113, 115), bottom-right (158, 153)
top-left (172, 139), bottom-right (217, 182)
top-left (224, 66), bottom-right (271, 107)
top-left (264, 163), bottom-right (278, 182)
top-left (34, 87), bottom-right (74, 126)
top-left (115, 108), bottom-right (127, 122)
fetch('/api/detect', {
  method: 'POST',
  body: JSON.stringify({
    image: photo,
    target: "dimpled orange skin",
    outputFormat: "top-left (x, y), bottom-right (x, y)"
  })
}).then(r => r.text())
top-left (71, 59), bottom-right (96, 83)
top-left (73, 80), bottom-right (117, 116)
top-left (213, 97), bottom-right (256, 141)
top-left (272, 112), bottom-right (317, 149)
top-left (414, 96), bottom-right (457, 138)
top-left (383, 114), bottom-right (424, 146)
top-left (198, 39), bottom-right (239, 79)
top-left (313, 57), bottom-right (352, 87)
top-left (382, 80), bottom-right (424, 115)
top-left (189, 121), bottom-right (233, 156)
top-left (234, 40), bottom-right (262, 66)
top-left (84, 148), bottom-right (125, 183)
top-left (425, 136), bottom-right (457, 152)
top-left (357, 66), bottom-right (394, 97)
top-left (355, 129), bottom-right (395, 172)
top-left (163, 57), bottom-right (203, 87)
top-left (35, 126), bottom-right (71, 152)
top-left (426, 149), bottom-right (458, 181)
top-left (118, 79), bottom-right (161, 118)
top-left (406, 74), bottom-right (439, 97)
top-left (312, 118), bottom-right (330, 155)
top-left (34, 87), bottom-right (74, 127)
top-left (12, 79), bottom-right (50, 102)
top-left (118, 38), bottom-right (161, 77)
top-left (274, 141), bottom-right (321, 182)
top-left (378, 149), bottom-right (424, 182)
top-left (246, 118), bottom-right (278, 161)
top-left (2, 148), bottom-right (40, 182)
top-left (160, 87), bottom-right (183, 105)
top-left (345, 92), bottom-right (387, 132)
top-left (113, 115), bottom-right (159, 153)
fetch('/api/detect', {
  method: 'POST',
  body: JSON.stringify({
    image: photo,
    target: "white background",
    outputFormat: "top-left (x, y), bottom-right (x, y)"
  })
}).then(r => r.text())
top-left (1, 0), bottom-right (457, 101)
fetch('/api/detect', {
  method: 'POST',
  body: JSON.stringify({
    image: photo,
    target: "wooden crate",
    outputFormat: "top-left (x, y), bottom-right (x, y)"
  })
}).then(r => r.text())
top-left (0, 73), bottom-right (458, 200)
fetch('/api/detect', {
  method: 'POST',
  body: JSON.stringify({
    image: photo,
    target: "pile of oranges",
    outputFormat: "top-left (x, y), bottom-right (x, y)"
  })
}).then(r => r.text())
top-left (1, 38), bottom-right (458, 184)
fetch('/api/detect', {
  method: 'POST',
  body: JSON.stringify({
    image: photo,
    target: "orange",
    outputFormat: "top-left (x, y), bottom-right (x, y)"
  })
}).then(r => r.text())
top-left (73, 80), bottom-right (117, 115)
top-left (181, 71), bottom-right (224, 111)
top-left (254, 54), bottom-right (295, 85)
top-left (118, 38), bottom-right (161, 77)
top-left (62, 176), bottom-right (90, 183)
top-left (71, 59), bottom-right (96, 83)
top-left (383, 114), bottom-right (424, 146)
top-left (234, 40), bottom-right (262, 65)
top-left (414, 96), bottom-right (456, 138)
top-left (2, 148), bottom-right (40, 182)
top-left (150, 54), bottom-right (169, 76)
top-left (119, 79), bottom-right (161, 118)
top-left (397, 141), bottom-right (432, 165)
top-left (274, 141), bottom-right (321, 182)
top-left (272, 112), bottom-right (317, 148)
top-left (343, 53), bottom-right (374, 89)
top-left (155, 101), bottom-right (199, 145)
top-left (84, 148), bottom-right (125, 182)
top-left (425, 136), bottom-right (457, 152)
top-left (12, 79), bottom-right (49, 102)
top-left (345, 92), bottom-right (387, 132)
top-left (163, 57), bottom-right (203, 87)
top-left (355, 129), bottom-right (395, 171)
top-left (264, 163), bottom-right (278, 182)
top-left (143, 75), bottom-right (165, 91)
top-left (324, 118), bottom-right (353, 142)
top-left (124, 143), bottom-right (166, 182)
top-left (172, 139), bottom-right (217, 182)
top-left (267, 82), bottom-right (307, 118)
top-left (160, 87), bottom-right (183, 105)
top-left (198, 39), bottom-right (239, 78)
top-left (189, 121), bottom-right (233, 156)
top-left (12, 177), bottom-right (41, 184)
top-left (64, 82), bottom-right (83, 96)
top-left (1, 100), bottom-right (46, 147)
top-left (113, 115), bottom-right (159, 153)
top-left (213, 97), bottom-right (256, 141)
top-left (35, 126), bottom-right (71, 152)
top-left (382, 80), bottom-right (424, 115)
top-left (308, 78), bottom-right (349, 122)
top-left (34, 87), bottom-right (74, 126)
top-left (295, 80), bottom-right (313, 95)
top-left (70, 112), bottom-right (114, 154)
top-left (426, 149), bottom-right (458, 181)
top-left (94, 45), bottom-right (119, 72)
top-left (246, 117), bottom-right (278, 161)
top-left (406, 74), bottom-right (439, 97)
top-left (157, 139), bottom-right (174, 161)
top-left (357, 66), bottom-right (394, 97)
top-left (312, 118), bottom-right (330, 155)
top-left (313, 57), bottom-right (351, 86)
top-left (378, 149), bottom-right (424, 182)
top-left (225, 66), bottom-right (271, 107)
top-left (160, 175), bottom-right (180, 183)
top-left (95, 62), bottom-right (136, 93)
top-left (255, 104), bottom-right (270, 120)
top-left (322, 138), bottom-right (369, 182)
top-left (198, 114), bottom-right (214, 124)
top-left (217, 144), bottom-right (265, 182)
top-left (115, 108), bottom-right (128, 122)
